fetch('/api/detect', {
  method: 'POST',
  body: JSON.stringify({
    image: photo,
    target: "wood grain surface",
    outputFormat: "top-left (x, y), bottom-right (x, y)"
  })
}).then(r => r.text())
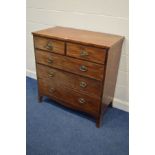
top-left (35, 49), bottom-right (105, 81)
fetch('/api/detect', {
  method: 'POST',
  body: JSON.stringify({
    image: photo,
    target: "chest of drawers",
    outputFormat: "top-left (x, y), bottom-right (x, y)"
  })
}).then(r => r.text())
top-left (32, 26), bottom-right (124, 127)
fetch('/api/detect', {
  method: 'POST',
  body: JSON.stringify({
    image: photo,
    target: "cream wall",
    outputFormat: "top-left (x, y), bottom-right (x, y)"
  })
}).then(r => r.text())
top-left (26, 0), bottom-right (129, 111)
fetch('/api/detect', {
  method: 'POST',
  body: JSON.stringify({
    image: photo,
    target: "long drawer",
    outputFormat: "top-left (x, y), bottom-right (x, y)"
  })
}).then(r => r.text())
top-left (38, 79), bottom-right (100, 116)
top-left (37, 64), bottom-right (102, 97)
top-left (35, 49), bottom-right (104, 81)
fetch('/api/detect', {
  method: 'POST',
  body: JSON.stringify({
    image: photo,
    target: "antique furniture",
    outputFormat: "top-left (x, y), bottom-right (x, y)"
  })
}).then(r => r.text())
top-left (32, 26), bottom-right (124, 127)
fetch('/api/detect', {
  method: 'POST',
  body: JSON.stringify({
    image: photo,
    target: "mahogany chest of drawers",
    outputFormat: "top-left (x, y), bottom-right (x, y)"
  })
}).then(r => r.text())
top-left (32, 26), bottom-right (124, 127)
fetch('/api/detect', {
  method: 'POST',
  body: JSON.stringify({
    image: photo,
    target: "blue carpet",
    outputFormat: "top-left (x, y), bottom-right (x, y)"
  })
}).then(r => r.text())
top-left (26, 77), bottom-right (129, 155)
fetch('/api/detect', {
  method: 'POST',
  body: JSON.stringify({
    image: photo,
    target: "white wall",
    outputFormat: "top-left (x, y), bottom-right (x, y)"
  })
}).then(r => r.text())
top-left (26, 0), bottom-right (129, 111)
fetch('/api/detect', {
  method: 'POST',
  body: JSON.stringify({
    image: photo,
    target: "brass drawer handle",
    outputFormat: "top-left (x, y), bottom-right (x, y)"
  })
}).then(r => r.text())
top-left (49, 88), bottom-right (55, 93)
top-left (45, 41), bottom-right (53, 50)
top-left (48, 71), bottom-right (55, 78)
top-left (78, 98), bottom-right (85, 104)
top-left (80, 81), bottom-right (87, 88)
top-left (80, 50), bottom-right (88, 57)
top-left (47, 58), bottom-right (53, 64)
top-left (80, 65), bottom-right (87, 72)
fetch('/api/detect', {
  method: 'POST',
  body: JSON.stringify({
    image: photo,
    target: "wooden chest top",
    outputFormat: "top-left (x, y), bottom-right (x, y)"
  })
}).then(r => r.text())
top-left (32, 26), bottom-right (124, 48)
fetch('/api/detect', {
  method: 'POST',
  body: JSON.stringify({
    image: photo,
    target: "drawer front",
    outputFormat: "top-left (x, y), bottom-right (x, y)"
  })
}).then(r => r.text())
top-left (67, 43), bottom-right (106, 64)
top-left (37, 64), bottom-right (102, 97)
top-left (34, 36), bottom-right (65, 54)
top-left (38, 79), bottom-right (100, 116)
top-left (35, 50), bottom-right (104, 81)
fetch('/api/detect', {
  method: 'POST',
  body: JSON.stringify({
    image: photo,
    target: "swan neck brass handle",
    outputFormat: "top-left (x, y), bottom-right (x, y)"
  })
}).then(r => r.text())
top-left (80, 81), bottom-right (87, 88)
top-left (48, 71), bottom-right (55, 77)
top-left (45, 41), bottom-right (53, 50)
top-left (80, 50), bottom-right (88, 57)
top-left (47, 58), bottom-right (53, 64)
top-left (49, 88), bottom-right (55, 93)
top-left (78, 98), bottom-right (85, 104)
top-left (80, 65), bottom-right (87, 72)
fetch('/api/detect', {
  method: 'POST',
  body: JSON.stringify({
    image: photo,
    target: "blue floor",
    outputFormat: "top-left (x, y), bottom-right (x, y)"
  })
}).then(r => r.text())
top-left (26, 77), bottom-right (129, 155)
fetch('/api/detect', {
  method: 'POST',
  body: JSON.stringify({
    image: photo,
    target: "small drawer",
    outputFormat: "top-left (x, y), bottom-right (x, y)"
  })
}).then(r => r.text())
top-left (67, 43), bottom-right (107, 64)
top-left (38, 79), bottom-right (100, 117)
top-left (34, 36), bottom-right (65, 54)
top-left (37, 64), bottom-right (102, 97)
top-left (35, 50), bottom-right (104, 81)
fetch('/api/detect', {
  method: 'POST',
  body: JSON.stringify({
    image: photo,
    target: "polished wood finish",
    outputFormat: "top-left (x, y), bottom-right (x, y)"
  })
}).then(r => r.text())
top-left (32, 26), bottom-right (124, 127)
top-left (102, 39), bottom-right (124, 106)
top-left (38, 79), bottom-right (100, 117)
top-left (35, 49), bottom-right (104, 81)
top-left (37, 64), bottom-right (102, 97)
top-left (34, 36), bottom-right (65, 54)
top-left (67, 43), bottom-right (106, 64)
top-left (32, 26), bottom-right (123, 48)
